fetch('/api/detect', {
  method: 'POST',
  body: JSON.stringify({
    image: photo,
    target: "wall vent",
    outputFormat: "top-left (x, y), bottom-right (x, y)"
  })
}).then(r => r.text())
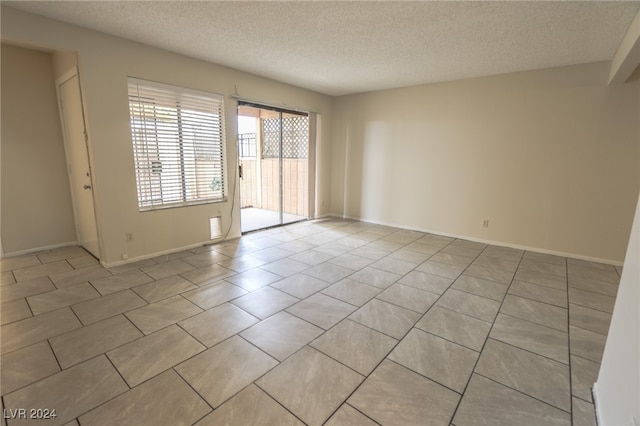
top-left (210, 216), bottom-right (222, 239)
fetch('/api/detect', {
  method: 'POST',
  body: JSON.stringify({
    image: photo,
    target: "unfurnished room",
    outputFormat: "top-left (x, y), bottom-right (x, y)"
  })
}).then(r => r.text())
top-left (0, 2), bottom-right (639, 425)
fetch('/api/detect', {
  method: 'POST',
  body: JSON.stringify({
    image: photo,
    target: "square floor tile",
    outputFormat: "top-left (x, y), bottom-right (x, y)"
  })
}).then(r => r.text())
top-left (523, 251), bottom-right (566, 266)
top-left (568, 276), bottom-right (618, 297)
top-left (350, 246), bottom-right (391, 260)
top-left (12, 260), bottom-right (73, 282)
top-left (571, 355), bottom-right (599, 402)
top-left (289, 249), bottom-right (334, 266)
top-left (519, 259), bottom-right (567, 277)
top-left (71, 289), bottom-right (147, 325)
top-left (402, 242), bottom-right (442, 256)
top-left (376, 283), bottom-right (439, 313)
top-left (483, 246), bottom-right (524, 263)
top-left (80, 369), bottom-right (211, 426)
top-left (240, 311), bottom-right (323, 361)
top-left (472, 256), bottom-right (519, 274)
top-left (1, 277), bottom-right (56, 302)
top-left (141, 259), bottom-right (195, 280)
top-left (416, 260), bottom-right (465, 279)
top-left (124, 295), bottom-right (202, 334)
top-left (389, 328), bottom-right (477, 392)
top-left (328, 254), bottom-right (374, 271)
top-left (370, 257), bottom-right (416, 275)
top-left (464, 264), bottom-right (514, 285)
top-left (50, 265), bottom-right (112, 289)
top-left (311, 319), bottom-right (397, 375)
top-left (436, 288), bottom-right (500, 322)
top-left (475, 339), bottom-right (570, 411)
top-left (302, 263), bottom-right (353, 283)
top-left (180, 263), bottom-right (236, 285)
top-left (348, 360), bottom-right (459, 426)
top-left (176, 336), bottom-right (278, 408)
top-left (131, 275), bottom-right (198, 303)
top-left (182, 281), bottom-right (247, 310)
top-left (398, 271), bottom-right (453, 295)
top-left (218, 254), bottom-right (268, 273)
top-left (568, 288), bottom-right (615, 313)
top-left (107, 325), bottom-right (205, 387)
top-left (195, 384), bottom-right (303, 426)
top-left (453, 374), bottom-right (570, 426)
top-left (1, 341), bottom-right (60, 395)
top-left (260, 258), bottom-right (309, 277)
top-left (181, 250), bottom-right (231, 268)
top-left (500, 294), bottom-right (568, 332)
top-left (225, 268), bottom-right (283, 291)
top-left (349, 299), bottom-right (421, 339)
top-left (416, 306), bottom-right (491, 351)
top-left (178, 303), bottom-right (258, 347)
top-left (324, 404), bottom-right (377, 426)
top-left (572, 397), bottom-right (597, 426)
top-left (429, 252), bottom-right (474, 267)
top-left (348, 267), bottom-right (401, 289)
top-left (50, 315), bottom-right (143, 369)
top-left (514, 269), bottom-right (566, 290)
top-left (257, 346), bottom-right (363, 426)
top-left (569, 326), bottom-right (606, 363)
top-left (490, 314), bottom-right (569, 364)
top-left (1, 255), bottom-right (41, 272)
top-left (321, 278), bottom-right (381, 307)
top-left (1, 299), bottom-right (31, 326)
top-left (509, 280), bottom-right (568, 307)
top-left (568, 264), bottom-right (619, 284)
top-left (270, 273), bottom-right (331, 299)
top-left (90, 271), bottom-right (154, 295)
top-left (452, 274), bottom-right (508, 301)
top-left (387, 249), bottom-right (431, 265)
top-left (569, 304), bottom-right (612, 335)
top-left (3, 356), bottom-right (128, 426)
top-left (27, 283), bottom-right (101, 315)
top-left (286, 293), bottom-right (356, 329)
top-left (231, 286), bottom-right (299, 319)
top-left (1, 308), bottom-right (81, 355)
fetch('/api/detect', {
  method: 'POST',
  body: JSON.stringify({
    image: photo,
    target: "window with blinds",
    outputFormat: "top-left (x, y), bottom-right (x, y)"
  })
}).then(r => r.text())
top-left (128, 78), bottom-right (226, 211)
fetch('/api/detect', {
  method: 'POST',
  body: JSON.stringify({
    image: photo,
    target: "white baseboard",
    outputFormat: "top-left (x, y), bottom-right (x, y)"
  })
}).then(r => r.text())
top-left (336, 213), bottom-right (624, 266)
top-left (101, 233), bottom-right (242, 268)
top-left (592, 382), bottom-right (602, 426)
top-left (1, 241), bottom-right (78, 259)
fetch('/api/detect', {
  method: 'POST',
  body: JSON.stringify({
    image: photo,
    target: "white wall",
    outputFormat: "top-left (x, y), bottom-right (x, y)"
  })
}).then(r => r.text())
top-left (1, 44), bottom-right (76, 254)
top-left (331, 63), bottom-right (640, 263)
top-left (594, 192), bottom-right (640, 425)
top-left (1, 7), bottom-right (334, 265)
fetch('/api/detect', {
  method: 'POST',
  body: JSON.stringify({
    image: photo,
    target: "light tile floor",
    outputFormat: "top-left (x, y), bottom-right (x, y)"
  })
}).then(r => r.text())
top-left (0, 218), bottom-right (618, 425)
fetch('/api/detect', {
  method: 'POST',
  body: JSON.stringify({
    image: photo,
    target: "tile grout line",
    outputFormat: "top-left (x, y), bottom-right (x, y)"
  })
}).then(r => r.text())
top-left (448, 244), bottom-right (526, 423)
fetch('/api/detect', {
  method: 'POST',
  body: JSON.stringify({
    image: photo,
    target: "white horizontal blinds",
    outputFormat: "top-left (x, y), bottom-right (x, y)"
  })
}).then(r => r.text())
top-left (128, 78), bottom-right (225, 210)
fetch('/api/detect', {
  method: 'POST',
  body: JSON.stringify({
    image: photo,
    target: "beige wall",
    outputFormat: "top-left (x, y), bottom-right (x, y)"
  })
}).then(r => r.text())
top-left (1, 44), bottom-right (77, 254)
top-left (1, 7), bottom-right (333, 265)
top-left (332, 62), bottom-right (640, 263)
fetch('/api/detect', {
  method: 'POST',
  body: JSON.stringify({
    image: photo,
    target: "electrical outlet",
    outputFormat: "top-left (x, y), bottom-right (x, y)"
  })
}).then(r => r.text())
top-left (482, 219), bottom-right (489, 228)
top-left (121, 253), bottom-right (129, 260)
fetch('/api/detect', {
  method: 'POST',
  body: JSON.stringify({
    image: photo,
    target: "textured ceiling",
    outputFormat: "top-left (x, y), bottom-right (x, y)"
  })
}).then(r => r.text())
top-left (5, 1), bottom-right (640, 95)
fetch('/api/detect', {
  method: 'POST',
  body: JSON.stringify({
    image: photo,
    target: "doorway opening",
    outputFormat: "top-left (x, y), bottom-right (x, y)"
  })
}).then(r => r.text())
top-left (237, 103), bottom-right (309, 233)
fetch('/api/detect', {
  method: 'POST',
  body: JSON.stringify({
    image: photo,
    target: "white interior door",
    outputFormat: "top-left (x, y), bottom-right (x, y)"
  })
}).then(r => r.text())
top-left (57, 72), bottom-right (100, 258)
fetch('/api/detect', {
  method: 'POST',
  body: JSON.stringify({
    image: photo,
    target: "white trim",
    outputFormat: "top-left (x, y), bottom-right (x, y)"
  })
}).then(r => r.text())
top-left (2, 241), bottom-right (79, 258)
top-left (593, 382), bottom-right (603, 426)
top-left (101, 233), bottom-right (242, 268)
top-left (337, 213), bottom-right (624, 266)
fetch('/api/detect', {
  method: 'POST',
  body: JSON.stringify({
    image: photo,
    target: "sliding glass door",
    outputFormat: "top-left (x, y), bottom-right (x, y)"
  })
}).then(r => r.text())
top-left (238, 103), bottom-right (309, 233)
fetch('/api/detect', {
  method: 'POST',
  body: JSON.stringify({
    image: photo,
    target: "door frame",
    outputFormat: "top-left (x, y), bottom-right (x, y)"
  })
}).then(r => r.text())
top-left (237, 101), bottom-right (315, 233)
top-left (55, 68), bottom-right (101, 259)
